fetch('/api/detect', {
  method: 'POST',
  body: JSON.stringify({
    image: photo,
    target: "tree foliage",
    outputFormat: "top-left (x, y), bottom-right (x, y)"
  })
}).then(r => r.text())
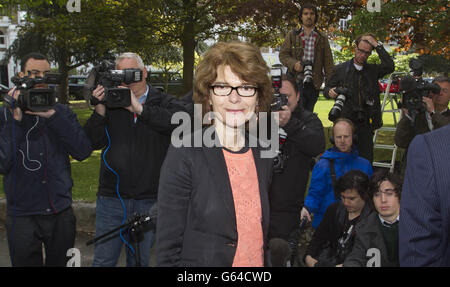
top-left (341, 0), bottom-right (449, 58)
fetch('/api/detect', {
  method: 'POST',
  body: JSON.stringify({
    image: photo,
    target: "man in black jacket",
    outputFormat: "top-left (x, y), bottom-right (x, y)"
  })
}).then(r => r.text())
top-left (0, 52), bottom-right (93, 266)
top-left (343, 170), bottom-right (402, 267)
top-left (268, 74), bottom-right (325, 266)
top-left (324, 33), bottom-right (395, 163)
top-left (84, 52), bottom-right (186, 267)
top-left (304, 170), bottom-right (372, 267)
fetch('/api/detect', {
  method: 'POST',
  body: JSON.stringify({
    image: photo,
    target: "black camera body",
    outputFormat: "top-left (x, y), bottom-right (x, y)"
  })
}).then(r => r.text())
top-left (7, 73), bottom-right (61, 112)
top-left (273, 148), bottom-right (288, 174)
top-left (302, 60), bottom-right (314, 85)
top-left (328, 87), bottom-right (350, 122)
top-left (400, 77), bottom-right (440, 116)
top-left (89, 60), bottom-right (143, 108)
top-left (270, 67), bottom-right (288, 112)
top-left (399, 59), bottom-right (441, 121)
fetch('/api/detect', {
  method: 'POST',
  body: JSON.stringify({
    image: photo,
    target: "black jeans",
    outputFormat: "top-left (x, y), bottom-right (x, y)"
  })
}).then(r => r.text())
top-left (5, 207), bottom-right (76, 267)
top-left (298, 82), bottom-right (320, 112)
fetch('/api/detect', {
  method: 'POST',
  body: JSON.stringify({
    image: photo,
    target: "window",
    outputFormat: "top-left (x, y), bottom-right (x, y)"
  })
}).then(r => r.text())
top-left (0, 31), bottom-right (5, 45)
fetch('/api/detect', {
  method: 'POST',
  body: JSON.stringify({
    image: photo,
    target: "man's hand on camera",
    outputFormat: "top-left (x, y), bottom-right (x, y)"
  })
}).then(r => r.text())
top-left (329, 87), bottom-right (338, 99)
top-left (7, 88), bottom-right (23, 121)
top-left (92, 85), bottom-right (106, 117)
top-left (123, 87), bottom-right (143, 115)
top-left (300, 207), bottom-right (312, 222)
top-left (294, 61), bottom-right (303, 72)
top-left (278, 106), bottom-right (292, 127)
top-left (422, 96), bottom-right (435, 114)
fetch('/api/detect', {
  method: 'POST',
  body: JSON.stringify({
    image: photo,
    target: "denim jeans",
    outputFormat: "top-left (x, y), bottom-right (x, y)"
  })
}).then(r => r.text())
top-left (92, 196), bottom-right (156, 267)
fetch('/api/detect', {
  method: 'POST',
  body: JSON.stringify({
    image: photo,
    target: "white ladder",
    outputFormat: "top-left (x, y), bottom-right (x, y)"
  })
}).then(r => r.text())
top-left (372, 72), bottom-right (406, 172)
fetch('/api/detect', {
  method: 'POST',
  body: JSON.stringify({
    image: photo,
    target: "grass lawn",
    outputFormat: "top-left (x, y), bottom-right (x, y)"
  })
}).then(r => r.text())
top-left (0, 96), bottom-right (405, 202)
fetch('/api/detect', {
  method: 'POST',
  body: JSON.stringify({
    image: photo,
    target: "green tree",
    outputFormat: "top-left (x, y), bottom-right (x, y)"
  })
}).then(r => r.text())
top-left (4, 0), bottom-right (123, 103)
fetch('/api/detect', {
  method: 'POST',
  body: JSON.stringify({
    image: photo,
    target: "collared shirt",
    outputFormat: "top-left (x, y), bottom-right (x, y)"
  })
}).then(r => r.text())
top-left (300, 29), bottom-right (317, 63)
top-left (134, 85), bottom-right (149, 123)
top-left (353, 63), bottom-right (363, 71)
top-left (378, 214), bottom-right (400, 228)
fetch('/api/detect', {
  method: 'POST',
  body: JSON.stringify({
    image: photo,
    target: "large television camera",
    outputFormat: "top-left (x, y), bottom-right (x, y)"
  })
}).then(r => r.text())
top-left (87, 60), bottom-right (143, 108)
top-left (399, 59), bottom-right (440, 123)
top-left (5, 73), bottom-right (61, 112)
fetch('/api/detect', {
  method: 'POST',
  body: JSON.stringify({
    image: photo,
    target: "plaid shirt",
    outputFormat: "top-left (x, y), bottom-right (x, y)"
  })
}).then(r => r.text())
top-left (300, 29), bottom-right (317, 63)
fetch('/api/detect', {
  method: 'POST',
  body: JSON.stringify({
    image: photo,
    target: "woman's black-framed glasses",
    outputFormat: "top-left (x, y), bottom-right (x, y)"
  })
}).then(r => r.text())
top-left (210, 84), bottom-right (257, 97)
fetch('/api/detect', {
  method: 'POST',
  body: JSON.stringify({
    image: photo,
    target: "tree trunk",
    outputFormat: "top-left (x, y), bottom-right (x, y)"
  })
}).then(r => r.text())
top-left (57, 52), bottom-right (69, 105)
top-left (181, 0), bottom-right (196, 96)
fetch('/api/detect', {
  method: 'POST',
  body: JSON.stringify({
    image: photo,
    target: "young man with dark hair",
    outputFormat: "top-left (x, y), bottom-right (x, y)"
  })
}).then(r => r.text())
top-left (304, 170), bottom-right (373, 267)
top-left (0, 52), bottom-right (92, 266)
top-left (279, 3), bottom-right (334, 112)
top-left (343, 170), bottom-right (402, 267)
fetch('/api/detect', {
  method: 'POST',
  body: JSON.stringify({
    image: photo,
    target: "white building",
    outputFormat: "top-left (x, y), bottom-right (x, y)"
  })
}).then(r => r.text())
top-left (0, 10), bottom-right (25, 88)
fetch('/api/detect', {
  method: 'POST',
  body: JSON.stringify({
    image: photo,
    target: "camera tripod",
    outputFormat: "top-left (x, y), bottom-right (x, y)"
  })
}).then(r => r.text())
top-left (86, 213), bottom-right (155, 267)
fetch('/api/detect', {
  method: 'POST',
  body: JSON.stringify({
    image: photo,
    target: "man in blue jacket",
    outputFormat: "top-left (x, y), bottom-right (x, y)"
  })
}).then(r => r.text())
top-left (301, 118), bottom-right (373, 228)
top-left (0, 52), bottom-right (93, 266)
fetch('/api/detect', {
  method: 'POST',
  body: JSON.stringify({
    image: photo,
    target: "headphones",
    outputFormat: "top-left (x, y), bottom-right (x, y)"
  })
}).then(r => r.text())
top-left (329, 118), bottom-right (358, 145)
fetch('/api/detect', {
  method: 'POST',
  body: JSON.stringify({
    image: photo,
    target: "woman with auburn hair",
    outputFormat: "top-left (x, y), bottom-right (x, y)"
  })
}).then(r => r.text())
top-left (156, 41), bottom-right (274, 267)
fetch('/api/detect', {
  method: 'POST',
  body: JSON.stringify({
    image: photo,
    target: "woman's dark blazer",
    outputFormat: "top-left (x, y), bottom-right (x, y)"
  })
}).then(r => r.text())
top-left (156, 131), bottom-right (274, 267)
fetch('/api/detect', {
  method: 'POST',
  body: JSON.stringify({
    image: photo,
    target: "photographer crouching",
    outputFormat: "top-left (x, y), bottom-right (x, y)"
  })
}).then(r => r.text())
top-left (324, 33), bottom-right (395, 163)
top-left (268, 73), bottom-right (325, 266)
top-left (395, 74), bottom-right (450, 175)
top-left (0, 52), bottom-right (93, 266)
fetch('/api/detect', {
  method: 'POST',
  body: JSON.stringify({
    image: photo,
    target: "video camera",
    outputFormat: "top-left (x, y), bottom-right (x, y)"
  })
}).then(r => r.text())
top-left (328, 87), bottom-right (350, 122)
top-left (5, 73), bottom-right (61, 112)
top-left (88, 60), bottom-right (143, 108)
top-left (399, 59), bottom-right (440, 121)
top-left (270, 66), bottom-right (288, 112)
top-left (302, 60), bottom-right (314, 85)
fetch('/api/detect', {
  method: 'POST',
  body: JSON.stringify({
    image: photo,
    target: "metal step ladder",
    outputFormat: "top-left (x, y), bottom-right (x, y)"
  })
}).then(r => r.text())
top-left (372, 72), bottom-right (406, 172)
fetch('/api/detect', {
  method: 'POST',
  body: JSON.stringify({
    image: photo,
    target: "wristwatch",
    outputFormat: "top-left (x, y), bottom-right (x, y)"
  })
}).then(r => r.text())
top-left (376, 41), bottom-right (383, 48)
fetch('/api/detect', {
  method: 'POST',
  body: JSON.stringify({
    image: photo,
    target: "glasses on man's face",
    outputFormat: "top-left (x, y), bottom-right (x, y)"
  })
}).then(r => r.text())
top-left (210, 84), bottom-right (257, 97)
top-left (356, 46), bottom-right (372, 57)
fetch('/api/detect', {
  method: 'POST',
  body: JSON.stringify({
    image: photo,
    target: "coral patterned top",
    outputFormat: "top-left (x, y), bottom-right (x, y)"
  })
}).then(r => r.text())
top-left (223, 147), bottom-right (264, 267)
